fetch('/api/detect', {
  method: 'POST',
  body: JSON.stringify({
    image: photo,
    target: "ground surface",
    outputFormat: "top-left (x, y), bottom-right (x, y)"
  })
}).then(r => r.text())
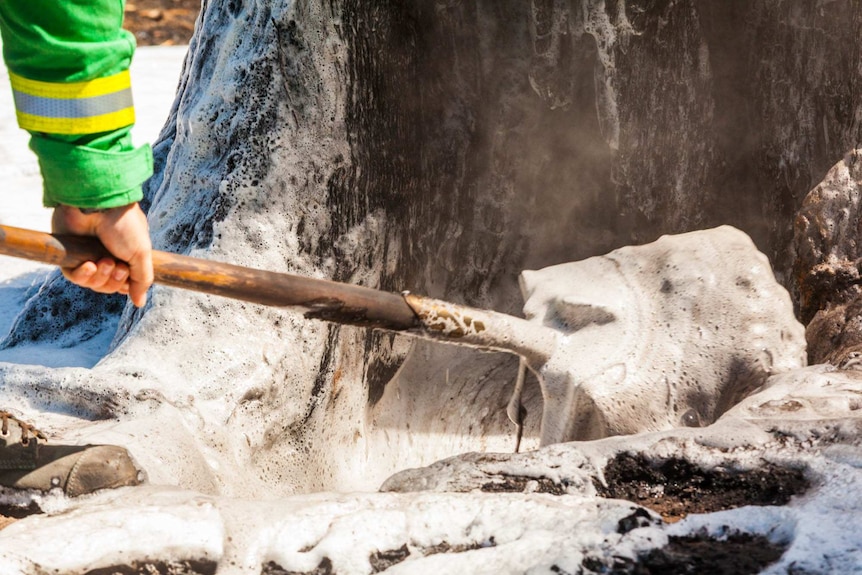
top-left (125, 0), bottom-right (201, 46)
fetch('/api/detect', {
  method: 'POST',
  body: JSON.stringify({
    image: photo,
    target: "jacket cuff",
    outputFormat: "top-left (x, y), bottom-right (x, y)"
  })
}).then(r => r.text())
top-left (29, 136), bottom-right (153, 209)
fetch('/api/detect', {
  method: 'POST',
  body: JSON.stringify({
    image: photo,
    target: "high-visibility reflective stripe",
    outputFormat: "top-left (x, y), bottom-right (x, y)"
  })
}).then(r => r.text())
top-left (9, 70), bottom-right (136, 134)
top-left (15, 108), bottom-right (136, 135)
top-left (14, 90), bottom-right (134, 119)
top-left (10, 70), bottom-right (132, 100)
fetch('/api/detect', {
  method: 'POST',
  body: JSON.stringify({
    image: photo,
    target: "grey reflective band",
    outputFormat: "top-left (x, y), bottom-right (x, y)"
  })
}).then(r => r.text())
top-left (12, 89), bottom-right (134, 120)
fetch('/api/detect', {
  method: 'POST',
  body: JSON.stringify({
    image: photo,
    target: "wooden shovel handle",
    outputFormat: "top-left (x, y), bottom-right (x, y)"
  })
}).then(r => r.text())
top-left (0, 224), bottom-right (419, 331)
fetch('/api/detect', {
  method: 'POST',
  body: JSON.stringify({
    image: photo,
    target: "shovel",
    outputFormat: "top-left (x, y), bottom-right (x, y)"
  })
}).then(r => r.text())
top-left (0, 224), bottom-right (556, 448)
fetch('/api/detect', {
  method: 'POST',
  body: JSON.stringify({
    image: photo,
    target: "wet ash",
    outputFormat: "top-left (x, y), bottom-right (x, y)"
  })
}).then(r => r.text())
top-left (85, 560), bottom-right (217, 575)
top-left (595, 452), bottom-right (810, 522)
top-left (576, 532), bottom-right (787, 575)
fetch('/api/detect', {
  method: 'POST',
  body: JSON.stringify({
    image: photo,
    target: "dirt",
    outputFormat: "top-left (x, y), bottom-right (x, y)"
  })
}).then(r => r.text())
top-left (595, 452), bottom-right (810, 523)
top-left (125, 0), bottom-right (201, 46)
top-left (586, 532), bottom-right (789, 575)
top-left (87, 560), bottom-right (216, 575)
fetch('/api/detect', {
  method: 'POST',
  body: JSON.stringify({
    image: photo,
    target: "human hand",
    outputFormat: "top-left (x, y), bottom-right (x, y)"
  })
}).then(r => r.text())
top-left (51, 203), bottom-right (154, 307)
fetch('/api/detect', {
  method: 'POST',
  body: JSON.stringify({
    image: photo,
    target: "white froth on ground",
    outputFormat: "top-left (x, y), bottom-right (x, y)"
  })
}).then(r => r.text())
top-left (0, 485), bottom-right (663, 574)
top-left (0, 414), bottom-right (860, 573)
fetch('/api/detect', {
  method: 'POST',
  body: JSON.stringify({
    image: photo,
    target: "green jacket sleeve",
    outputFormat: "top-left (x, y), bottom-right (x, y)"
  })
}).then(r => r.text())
top-left (0, 0), bottom-right (153, 209)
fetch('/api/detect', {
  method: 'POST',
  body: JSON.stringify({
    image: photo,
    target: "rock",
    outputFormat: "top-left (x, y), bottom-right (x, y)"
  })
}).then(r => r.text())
top-left (794, 149), bottom-right (862, 326)
top-left (519, 226), bottom-right (806, 444)
top-left (794, 150), bottom-right (862, 366)
top-left (805, 298), bottom-right (862, 367)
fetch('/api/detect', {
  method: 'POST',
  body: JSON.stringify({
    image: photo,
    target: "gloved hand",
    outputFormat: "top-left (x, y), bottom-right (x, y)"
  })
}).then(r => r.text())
top-left (51, 203), bottom-right (154, 308)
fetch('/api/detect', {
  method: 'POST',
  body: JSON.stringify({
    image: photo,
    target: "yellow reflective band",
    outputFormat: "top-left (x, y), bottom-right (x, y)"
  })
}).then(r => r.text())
top-left (15, 108), bottom-right (136, 136)
top-left (9, 70), bottom-right (132, 99)
top-left (9, 70), bottom-right (136, 135)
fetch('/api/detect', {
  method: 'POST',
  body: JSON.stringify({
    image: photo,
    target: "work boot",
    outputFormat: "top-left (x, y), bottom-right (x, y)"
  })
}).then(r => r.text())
top-left (0, 411), bottom-right (143, 497)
